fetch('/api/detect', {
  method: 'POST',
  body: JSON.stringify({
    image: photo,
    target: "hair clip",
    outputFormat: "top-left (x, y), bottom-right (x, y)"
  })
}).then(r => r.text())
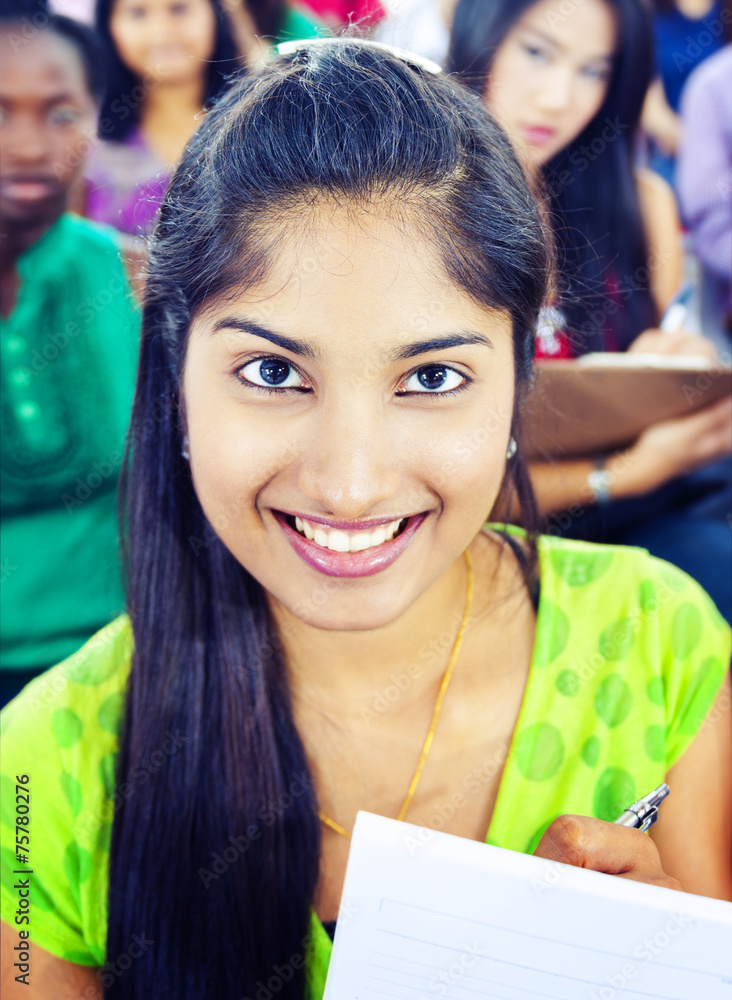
top-left (276, 37), bottom-right (442, 77)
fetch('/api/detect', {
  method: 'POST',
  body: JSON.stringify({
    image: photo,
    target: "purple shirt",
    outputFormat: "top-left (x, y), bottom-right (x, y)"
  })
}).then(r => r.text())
top-left (86, 128), bottom-right (172, 237)
top-left (677, 46), bottom-right (732, 284)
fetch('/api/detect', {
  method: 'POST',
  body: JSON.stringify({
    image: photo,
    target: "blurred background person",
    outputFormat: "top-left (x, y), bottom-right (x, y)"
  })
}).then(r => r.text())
top-left (642, 0), bottom-right (731, 188)
top-left (0, 0), bottom-right (140, 706)
top-left (85, 0), bottom-right (325, 236)
top-left (676, 43), bottom-right (732, 347)
top-left (448, 0), bottom-right (732, 621)
top-left (84, 0), bottom-right (241, 235)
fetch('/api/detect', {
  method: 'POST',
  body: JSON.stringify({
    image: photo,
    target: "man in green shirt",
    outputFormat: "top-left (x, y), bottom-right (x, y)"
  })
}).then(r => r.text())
top-left (0, 6), bottom-right (140, 706)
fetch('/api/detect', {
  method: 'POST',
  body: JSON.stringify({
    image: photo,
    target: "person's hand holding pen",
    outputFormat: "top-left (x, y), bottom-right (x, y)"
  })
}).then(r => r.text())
top-left (532, 784), bottom-right (683, 892)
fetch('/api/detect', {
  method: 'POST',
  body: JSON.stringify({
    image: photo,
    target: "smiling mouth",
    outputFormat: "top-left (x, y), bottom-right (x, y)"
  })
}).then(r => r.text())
top-left (284, 513), bottom-right (410, 553)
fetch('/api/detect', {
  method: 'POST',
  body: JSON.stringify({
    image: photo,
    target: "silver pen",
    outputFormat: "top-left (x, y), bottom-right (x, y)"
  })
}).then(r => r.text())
top-left (614, 783), bottom-right (670, 833)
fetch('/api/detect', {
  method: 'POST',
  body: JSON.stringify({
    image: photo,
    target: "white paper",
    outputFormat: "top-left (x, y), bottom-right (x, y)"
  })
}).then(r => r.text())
top-left (323, 812), bottom-right (732, 1000)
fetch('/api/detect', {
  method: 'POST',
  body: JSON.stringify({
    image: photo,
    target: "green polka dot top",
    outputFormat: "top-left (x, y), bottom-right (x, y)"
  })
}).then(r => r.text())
top-left (1, 530), bottom-right (730, 997)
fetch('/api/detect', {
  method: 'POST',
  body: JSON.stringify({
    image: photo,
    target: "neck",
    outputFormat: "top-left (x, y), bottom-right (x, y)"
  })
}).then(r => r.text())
top-left (142, 75), bottom-right (207, 122)
top-left (0, 215), bottom-right (58, 265)
top-left (0, 214), bottom-right (61, 316)
top-left (272, 547), bottom-right (476, 720)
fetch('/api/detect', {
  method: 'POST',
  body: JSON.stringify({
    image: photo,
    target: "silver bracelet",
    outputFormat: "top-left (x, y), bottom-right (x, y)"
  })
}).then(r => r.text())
top-left (587, 457), bottom-right (612, 505)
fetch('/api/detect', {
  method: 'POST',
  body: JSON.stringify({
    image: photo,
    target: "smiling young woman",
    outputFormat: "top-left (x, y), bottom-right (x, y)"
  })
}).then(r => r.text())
top-left (1, 37), bottom-right (730, 1000)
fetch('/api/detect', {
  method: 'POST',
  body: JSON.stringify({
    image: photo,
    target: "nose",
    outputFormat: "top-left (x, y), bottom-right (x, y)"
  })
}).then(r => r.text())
top-left (533, 66), bottom-right (575, 113)
top-left (297, 395), bottom-right (403, 520)
top-left (4, 114), bottom-right (50, 167)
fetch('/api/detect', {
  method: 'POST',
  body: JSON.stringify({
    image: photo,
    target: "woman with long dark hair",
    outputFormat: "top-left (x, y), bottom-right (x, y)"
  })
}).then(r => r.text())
top-left (85, 0), bottom-right (320, 235)
top-left (84, 0), bottom-right (240, 234)
top-left (1, 37), bottom-right (730, 1000)
top-left (448, 0), bottom-right (732, 621)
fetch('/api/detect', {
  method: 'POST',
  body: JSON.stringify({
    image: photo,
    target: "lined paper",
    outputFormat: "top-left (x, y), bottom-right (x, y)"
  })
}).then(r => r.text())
top-left (323, 812), bottom-right (732, 1000)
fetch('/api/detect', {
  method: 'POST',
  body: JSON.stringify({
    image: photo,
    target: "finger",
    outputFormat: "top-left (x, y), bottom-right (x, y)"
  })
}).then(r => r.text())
top-left (534, 815), bottom-right (664, 881)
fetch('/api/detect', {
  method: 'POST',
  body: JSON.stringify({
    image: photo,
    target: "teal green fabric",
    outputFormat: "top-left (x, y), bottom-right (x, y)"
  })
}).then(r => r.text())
top-left (0, 214), bottom-right (139, 669)
top-left (0, 534), bottom-right (729, 995)
top-left (277, 4), bottom-right (328, 41)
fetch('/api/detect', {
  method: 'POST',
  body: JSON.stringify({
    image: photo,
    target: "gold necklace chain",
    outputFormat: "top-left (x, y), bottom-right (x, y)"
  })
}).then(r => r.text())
top-left (318, 549), bottom-right (474, 840)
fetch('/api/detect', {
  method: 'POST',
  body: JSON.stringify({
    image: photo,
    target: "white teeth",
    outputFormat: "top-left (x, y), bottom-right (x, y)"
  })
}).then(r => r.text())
top-left (349, 533), bottom-right (373, 553)
top-left (328, 530), bottom-right (351, 552)
top-left (292, 516), bottom-right (407, 552)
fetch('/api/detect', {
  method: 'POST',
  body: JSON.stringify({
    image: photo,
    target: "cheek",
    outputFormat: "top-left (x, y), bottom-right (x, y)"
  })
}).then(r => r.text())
top-left (53, 119), bottom-right (97, 181)
top-left (183, 11), bottom-right (217, 59)
top-left (485, 49), bottom-right (529, 126)
top-left (111, 27), bottom-right (147, 74)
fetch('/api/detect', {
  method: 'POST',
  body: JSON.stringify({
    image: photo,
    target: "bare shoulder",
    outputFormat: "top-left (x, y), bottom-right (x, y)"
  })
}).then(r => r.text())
top-left (0, 921), bottom-right (99, 1000)
top-left (635, 167), bottom-right (679, 229)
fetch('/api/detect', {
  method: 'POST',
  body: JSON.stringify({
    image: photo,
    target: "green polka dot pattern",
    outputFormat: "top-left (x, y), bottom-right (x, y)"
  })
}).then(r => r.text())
top-left (556, 670), bottom-right (580, 697)
top-left (598, 619), bottom-right (634, 661)
top-left (671, 603), bottom-right (703, 660)
top-left (594, 674), bottom-right (633, 728)
top-left (644, 725), bottom-right (665, 762)
top-left (550, 549), bottom-right (614, 587)
top-left (638, 579), bottom-right (659, 613)
top-left (581, 736), bottom-right (601, 768)
top-left (514, 723), bottom-right (565, 781)
top-left (0, 538), bottom-right (729, 980)
top-left (646, 676), bottom-right (665, 707)
top-left (51, 707), bottom-right (83, 748)
top-left (593, 768), bottom-right (636, 822)
top-left (98, 692), bottom-right (125, 734)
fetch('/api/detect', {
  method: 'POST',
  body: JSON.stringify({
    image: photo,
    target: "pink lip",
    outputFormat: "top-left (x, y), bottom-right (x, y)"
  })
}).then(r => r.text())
top-left (523, 126), bottom-right (556, 145)
top-left (274, 510), bottom-right (428, 578)
top-left (1, 178), bottom-right (56, 201)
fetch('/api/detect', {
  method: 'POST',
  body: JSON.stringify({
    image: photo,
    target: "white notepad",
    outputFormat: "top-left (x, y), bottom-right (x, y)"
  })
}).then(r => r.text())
top-left (323, 812), bottom-right (732, 1000)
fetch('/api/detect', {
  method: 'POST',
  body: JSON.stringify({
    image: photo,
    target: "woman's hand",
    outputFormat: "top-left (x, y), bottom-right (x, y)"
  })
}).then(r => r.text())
top-left (628, 328), bottom-right (719, 361)
top-left (611, 396), bottom-right (732, 496)
top-left (534, 815), bottom-right (682, 891)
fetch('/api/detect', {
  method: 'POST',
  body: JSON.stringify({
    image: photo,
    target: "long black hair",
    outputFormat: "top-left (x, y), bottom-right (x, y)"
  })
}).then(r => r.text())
top-left (109, 38), bottom-right (549, 999)
top-left (447, 0), bottom-right (657, 352)
top-left (94, 0), bottom-right (240, 142)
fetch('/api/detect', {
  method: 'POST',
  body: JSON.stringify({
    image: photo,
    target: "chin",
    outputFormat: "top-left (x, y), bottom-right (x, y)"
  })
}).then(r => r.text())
top-left (280, 588), bottom-right (411, 634)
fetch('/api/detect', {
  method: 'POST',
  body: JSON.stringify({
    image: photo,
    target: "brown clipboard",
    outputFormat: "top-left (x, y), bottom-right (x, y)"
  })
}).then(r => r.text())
top-left (523, 354), bottom-right (732, 459)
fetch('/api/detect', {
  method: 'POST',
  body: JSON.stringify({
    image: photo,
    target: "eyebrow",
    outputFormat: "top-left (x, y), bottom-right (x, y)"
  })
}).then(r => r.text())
top-left (212, 318), bottom-right (495, 363)
top-left (386, 333), bottom-right (494, 361)
top-left (212, 318), bottom-right (319, 360)
top-left (520, 25), bottom-right (613, 63)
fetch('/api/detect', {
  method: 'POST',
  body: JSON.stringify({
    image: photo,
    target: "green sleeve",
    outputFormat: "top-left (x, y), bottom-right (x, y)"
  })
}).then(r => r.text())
top-left (0, 616), bottom-right (132, 966)
top-left (0, 684), bottom-right (96, 964)
top-left (651, 559), bottom-right (731, 768)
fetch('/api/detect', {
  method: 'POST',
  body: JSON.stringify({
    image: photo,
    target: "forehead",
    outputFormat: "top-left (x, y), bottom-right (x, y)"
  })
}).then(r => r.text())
top-left (193, 203), bottom-right (512, 350)
top-left (0, 30), bottom-right (89, 100)
top-left (513, 0), bottom-right (617, 59)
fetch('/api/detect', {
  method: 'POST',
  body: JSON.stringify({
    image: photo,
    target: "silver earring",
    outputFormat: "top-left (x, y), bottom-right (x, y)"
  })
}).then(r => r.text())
top-left (506, 437), bottom-right (517, 460)
top-left (181, 435), bottom-right (190, 460)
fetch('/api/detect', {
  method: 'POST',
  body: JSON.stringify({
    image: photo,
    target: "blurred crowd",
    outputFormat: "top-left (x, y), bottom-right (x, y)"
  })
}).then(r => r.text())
top-left (1, 0), bottom-right (731, 705)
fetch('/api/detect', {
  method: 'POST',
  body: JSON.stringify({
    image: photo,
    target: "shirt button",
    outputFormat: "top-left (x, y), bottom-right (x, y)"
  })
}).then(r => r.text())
top-left (5, 335), bottom-right (26, 355)
top-left (9, 367), bottom-right (32, 388)
top-left (16, 400), bottom-right (40, 421)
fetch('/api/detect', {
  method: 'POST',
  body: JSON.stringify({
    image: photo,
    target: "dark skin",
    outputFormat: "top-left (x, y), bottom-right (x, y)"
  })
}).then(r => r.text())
top-left (0, 28), bottom-right (98, 318)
